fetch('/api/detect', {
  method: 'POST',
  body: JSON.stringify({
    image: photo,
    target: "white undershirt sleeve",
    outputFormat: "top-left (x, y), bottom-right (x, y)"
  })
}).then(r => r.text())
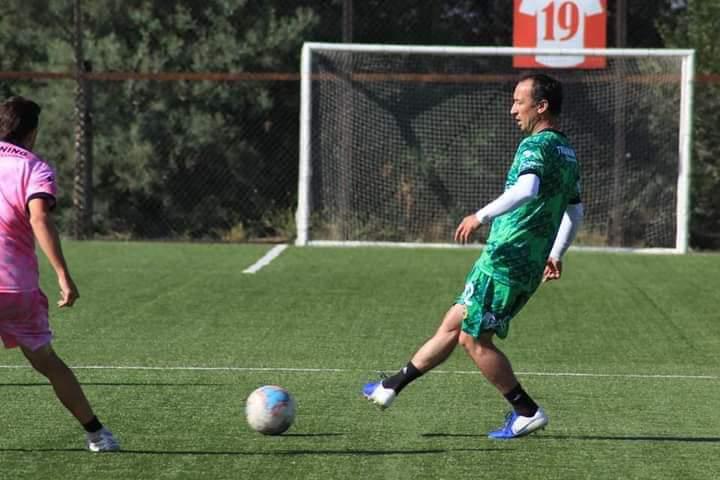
top-left (549, 202), bottom-right (584, 260)
top-left (475, 173), bottom-right (540, 224)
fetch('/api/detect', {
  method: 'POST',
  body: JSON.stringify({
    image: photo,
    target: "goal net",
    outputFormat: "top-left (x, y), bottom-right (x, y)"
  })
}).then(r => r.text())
top-left (296, 44), bottom-right (694, 252)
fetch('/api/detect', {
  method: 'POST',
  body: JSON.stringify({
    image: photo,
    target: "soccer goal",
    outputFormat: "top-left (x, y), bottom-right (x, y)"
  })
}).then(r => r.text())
top-left (296, 43), bottom-right (694, 253)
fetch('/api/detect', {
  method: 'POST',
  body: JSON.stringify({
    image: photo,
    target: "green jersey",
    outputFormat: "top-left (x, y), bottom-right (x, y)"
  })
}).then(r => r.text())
top-left (477, 129), bottom-right (581, 291)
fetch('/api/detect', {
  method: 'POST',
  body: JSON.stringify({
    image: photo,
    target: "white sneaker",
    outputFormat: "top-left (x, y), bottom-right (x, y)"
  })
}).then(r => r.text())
top-left (86, 427), bottom-right (120, 452)
top-left (488, 408), bottom-right (548, 439)
top-left (362, 381), bottom-right (397, 409)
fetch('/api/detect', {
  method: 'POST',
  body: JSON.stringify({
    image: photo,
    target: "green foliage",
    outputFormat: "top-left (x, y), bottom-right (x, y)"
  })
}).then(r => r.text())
top-left (0, 1), bottom-right (716, 246)
top-left (83, 2), bottom-right (319, 239)
top-left (658, 0), bottom-right (720, 249)
top-left (0, 0), bottom-right (319, 240)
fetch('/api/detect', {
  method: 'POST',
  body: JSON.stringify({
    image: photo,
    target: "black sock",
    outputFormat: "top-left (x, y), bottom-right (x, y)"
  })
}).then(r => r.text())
top-left (381, 362), bottom-right (423, 394)
top-left (504, 384), bottom-right (539, 417)
top-left (82, 416), bottom-right (103, 434)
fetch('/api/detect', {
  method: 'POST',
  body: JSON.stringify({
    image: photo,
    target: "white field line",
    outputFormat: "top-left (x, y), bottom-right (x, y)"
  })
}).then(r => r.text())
top-left (0, 364), bottom-right (717, 380)
top-left (242, 244), bottom-right (288, 274)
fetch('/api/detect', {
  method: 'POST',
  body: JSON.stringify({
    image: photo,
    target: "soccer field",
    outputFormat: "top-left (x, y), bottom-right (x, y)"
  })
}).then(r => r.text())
top-left (1, 242), bottom-right (719, 479)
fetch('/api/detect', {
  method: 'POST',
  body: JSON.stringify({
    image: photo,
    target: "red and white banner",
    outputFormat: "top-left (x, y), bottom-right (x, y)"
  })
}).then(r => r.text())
top-left (513, 0), bottom-right (607, 69)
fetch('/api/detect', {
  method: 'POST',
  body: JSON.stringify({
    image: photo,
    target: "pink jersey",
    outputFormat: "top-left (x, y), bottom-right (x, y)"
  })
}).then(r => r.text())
top-left (0, 141), bottom-right (57, 293)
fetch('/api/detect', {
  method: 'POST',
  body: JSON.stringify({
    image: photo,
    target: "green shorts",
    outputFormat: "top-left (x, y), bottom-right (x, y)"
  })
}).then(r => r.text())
top-left (455, 264), bottom-right (532, 339)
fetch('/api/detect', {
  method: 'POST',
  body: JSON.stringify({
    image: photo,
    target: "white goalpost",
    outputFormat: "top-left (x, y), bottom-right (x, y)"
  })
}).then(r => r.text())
top-left (296, 43), bottom-right (695, 253)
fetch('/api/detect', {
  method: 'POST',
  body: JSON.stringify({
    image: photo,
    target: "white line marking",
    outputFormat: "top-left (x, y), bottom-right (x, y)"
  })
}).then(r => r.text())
top-left (0, 365), bottom-right (346, 373)
top-left (242, 244), bottom-right (288, 274)
top-left (0, 364), bottom-right (716, 380)
top-left (454, 370), bottom-right (720, 380)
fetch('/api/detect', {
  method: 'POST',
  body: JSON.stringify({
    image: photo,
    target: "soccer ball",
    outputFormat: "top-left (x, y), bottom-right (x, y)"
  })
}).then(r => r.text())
top-left (245, 385), bottom-right (297, 435)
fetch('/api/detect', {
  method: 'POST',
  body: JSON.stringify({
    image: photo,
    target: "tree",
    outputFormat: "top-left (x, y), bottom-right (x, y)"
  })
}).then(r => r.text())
top-left (2, 0), bottom-right (320, 239)
top-left (658, 0), bottom-right (720, 249)
top-left (1, 0), bottom-right (715, 246)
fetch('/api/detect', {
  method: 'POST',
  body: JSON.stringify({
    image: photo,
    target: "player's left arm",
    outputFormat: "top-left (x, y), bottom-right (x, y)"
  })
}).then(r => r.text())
top-left (543, 202), bottom-right (584, 282)
top-left (29, 198), bottom-right (79, 307)
top-left (454, 173), bottom-right (540, 244)
top-left (26, 160), bottom-right (78, 307)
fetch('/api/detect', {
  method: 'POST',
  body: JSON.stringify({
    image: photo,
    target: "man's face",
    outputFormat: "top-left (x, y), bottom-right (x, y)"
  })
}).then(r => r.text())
top-left (510, 79), bottom-right (543, 134)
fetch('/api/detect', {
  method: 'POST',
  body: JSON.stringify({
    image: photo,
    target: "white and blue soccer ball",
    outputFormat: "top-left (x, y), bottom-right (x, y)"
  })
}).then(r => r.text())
top-left (245, 385), bottom-right (297, 435)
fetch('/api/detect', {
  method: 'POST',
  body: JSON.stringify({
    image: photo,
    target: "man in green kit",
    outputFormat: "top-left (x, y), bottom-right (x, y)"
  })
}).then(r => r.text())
top-left (363, 73), bottom-right (584, 439)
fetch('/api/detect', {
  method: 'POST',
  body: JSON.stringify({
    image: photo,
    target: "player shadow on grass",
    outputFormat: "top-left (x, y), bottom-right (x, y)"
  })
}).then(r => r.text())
top-left (422, 433), bottom-right (720, 443)
top-left (0, 446), bottom-right (509, 456)
top-left (536, 434), bottom-right (720, 443)
top-left (108, 446), bottom-right (509, 456)
top-left (0, 448), bottom-right (89, 453)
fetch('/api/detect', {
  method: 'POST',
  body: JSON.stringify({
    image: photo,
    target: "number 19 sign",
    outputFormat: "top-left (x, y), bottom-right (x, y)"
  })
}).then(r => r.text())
top-left (513, 0), bottom-right (607, 69)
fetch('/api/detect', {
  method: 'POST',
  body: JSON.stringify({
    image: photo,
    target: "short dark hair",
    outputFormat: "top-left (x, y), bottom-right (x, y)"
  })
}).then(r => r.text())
top-left (0, 96), bottom-right (41, 144)
top-left (518, 73), bottom-right (563, 115)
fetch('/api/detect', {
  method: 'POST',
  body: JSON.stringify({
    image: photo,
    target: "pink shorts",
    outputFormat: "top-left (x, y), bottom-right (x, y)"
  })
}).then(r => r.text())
top-left (0, 290), bottom-right (52, 351)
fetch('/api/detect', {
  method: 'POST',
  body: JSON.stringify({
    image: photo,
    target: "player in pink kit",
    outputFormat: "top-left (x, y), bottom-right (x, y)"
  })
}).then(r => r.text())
top-left (0, 96), bottom-right (119, 452)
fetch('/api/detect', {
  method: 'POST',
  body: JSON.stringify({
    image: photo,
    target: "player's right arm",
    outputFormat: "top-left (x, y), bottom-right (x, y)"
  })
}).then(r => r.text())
top-left (543, 202), bottom-right (584, 282)
top-left (28, 197), bottom-right (79, 307)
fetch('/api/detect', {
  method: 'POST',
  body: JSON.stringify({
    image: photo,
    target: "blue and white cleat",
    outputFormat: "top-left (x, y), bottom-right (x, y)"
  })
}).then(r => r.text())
top-left (487, 408), bottom-right (548, 439)
top-left (362, 381), bottom-right (397, 409)
top-left (86, 427), bottom-right (120, 452)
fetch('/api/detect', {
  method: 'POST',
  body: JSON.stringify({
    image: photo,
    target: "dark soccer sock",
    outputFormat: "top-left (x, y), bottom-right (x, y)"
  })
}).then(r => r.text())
top-left (504, 383), bottom-right (539, 417)
top-left (381, 362), bottom-right (423, 394)
top-left (82, 416), bottom-right (104, 434)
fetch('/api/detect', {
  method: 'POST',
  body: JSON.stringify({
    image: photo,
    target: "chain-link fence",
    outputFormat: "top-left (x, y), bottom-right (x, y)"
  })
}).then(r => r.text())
top-left (1, 1), bottom-right (718, 247)
top-left (2, 73), bottom-right (302, 241)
